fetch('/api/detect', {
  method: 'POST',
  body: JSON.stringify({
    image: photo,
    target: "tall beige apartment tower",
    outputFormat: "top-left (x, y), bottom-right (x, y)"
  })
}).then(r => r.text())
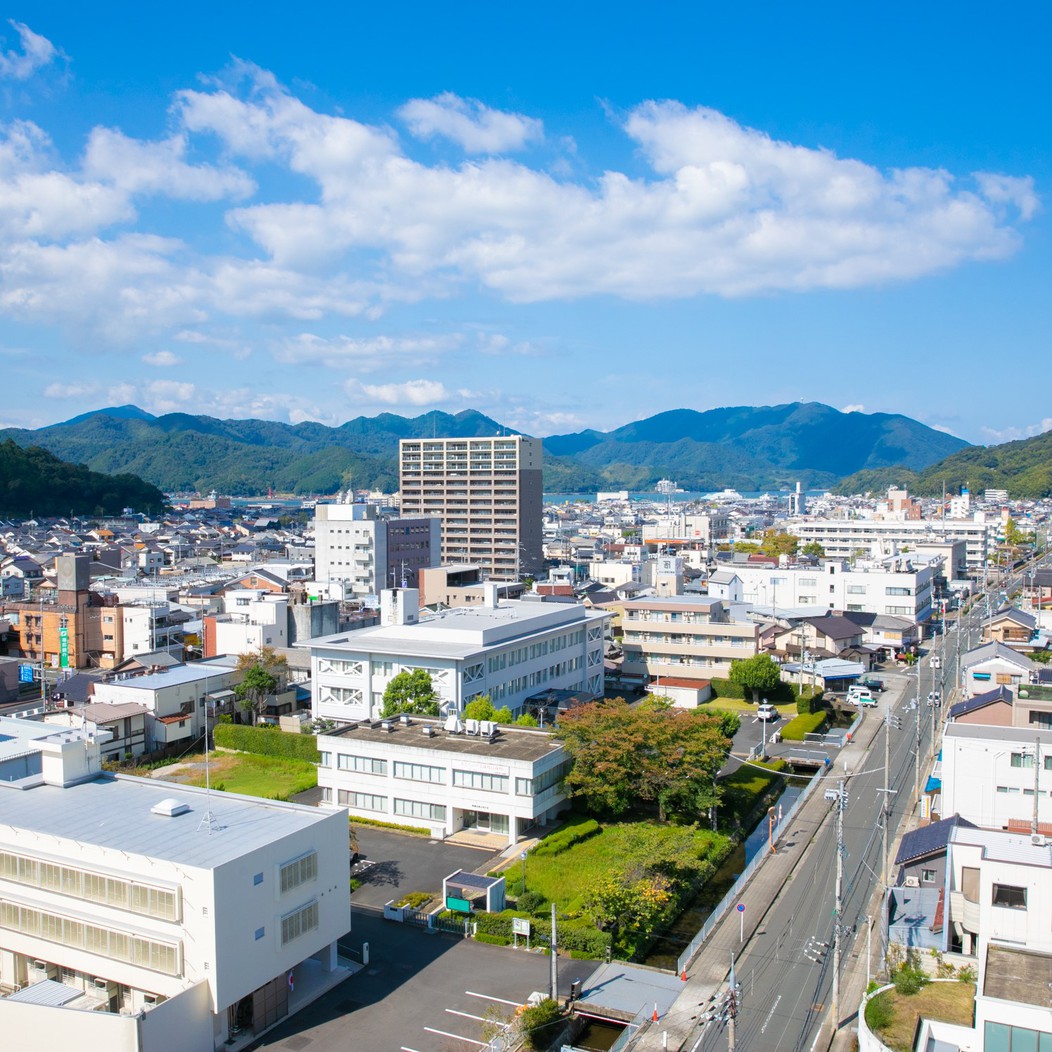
top-left (399, 435), bottom-right (544, 581)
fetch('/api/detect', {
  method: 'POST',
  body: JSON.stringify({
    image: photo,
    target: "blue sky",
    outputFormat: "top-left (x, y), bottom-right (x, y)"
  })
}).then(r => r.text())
top-left (0, 3), bottom-right (1047, 445)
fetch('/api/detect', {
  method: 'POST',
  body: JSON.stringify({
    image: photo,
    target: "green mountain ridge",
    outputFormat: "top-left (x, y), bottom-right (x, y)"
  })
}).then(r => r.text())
top-left (0, 402), bottom-right (968, 496)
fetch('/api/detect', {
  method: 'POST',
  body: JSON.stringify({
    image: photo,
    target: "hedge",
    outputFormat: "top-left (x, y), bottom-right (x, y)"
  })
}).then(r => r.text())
top-left (532, 817), bottom-right (601, 857)
top-left (709, 677), bottom-right (796, 704)
top-left (214, 723), bottom-right (320, 763)
top-left (475, 932), bottom-right (510, 946)
top-left (779, 711), bottom-right (829, 741)
top-left (472, 910), bottom-right (611, 958)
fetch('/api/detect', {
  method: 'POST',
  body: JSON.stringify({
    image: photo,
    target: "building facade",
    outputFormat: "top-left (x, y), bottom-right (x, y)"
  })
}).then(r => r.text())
top-left (398, 435), bottom-right (543, 581)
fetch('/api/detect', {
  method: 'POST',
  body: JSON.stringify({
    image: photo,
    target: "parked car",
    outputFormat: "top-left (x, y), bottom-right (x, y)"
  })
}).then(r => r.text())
top-left (927, 691), bottom-right (941, 706)
top-left (756, 703), bottom-right (779, 722)
top-left (860, 675), bottom-right (885, 692)
top-left (848, 686), bottom-right (877, 707)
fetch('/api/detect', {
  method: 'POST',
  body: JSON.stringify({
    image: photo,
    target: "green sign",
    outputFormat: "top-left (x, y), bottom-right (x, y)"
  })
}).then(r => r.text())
top-left (446, 896), bottom-right (471, 914)
top-left (59, 624), bottom-right (69, 669)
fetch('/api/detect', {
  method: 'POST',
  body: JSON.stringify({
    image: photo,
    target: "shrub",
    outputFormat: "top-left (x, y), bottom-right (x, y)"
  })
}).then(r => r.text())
top-left (347, 815), bottom-right (431, 836)
top-left (395, 891), bottom-right (432, 909)
top-left (957, 965), bottom-right (977, 983)
top-left (865, 991), bottom-right (894, 1031)
top-left (475, 932), bottom-right (510, 946)
top-left (779, 711), bottom-right (829, 741)
top-left (516, 890), bottom-right (547, 914)
top-left (519, 998), bottom-right (564, 1050)
top-left (532, 817), bottom-right (601, 857)
top-left (214, 723), bottom-right (320, 763)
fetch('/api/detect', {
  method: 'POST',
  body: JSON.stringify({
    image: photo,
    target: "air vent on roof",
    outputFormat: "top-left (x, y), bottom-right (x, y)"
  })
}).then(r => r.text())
top-left (381, 720), bottom-right (393, 733)
top-left (151, 797), bottom-right (190, 818)
top-left (421, 725), bottom-right (435, 738)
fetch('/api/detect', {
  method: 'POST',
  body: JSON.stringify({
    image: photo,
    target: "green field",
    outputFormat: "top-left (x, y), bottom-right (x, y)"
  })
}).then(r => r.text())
top-left (158, 753), bottom-right (317, 800)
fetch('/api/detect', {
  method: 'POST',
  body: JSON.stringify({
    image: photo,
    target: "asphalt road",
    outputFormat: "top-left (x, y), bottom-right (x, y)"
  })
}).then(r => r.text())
top-left (682, 581), bottom-right (1022, 1052)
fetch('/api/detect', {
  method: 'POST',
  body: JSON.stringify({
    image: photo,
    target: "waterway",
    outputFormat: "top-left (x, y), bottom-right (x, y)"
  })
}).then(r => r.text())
top-left (643, 780), bottom-right (806, 970)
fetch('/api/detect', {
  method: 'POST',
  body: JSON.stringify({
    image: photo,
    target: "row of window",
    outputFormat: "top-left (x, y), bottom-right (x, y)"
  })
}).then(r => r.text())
top-left (0, 850), bottom-right (179, 922)
top-left (985, 1021), bottom-right (1052, 1051)
top-left (332, 757), bottom-right (522, 794)
top-left (0, 899), bottom-right (181, 975)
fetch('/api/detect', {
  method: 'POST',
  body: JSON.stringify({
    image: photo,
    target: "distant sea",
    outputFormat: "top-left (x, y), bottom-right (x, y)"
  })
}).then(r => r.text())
top-left (542, 490), bottom-right (827, 504)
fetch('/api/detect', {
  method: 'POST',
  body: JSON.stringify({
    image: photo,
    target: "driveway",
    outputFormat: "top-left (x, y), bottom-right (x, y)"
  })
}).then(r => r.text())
top-left (248, 910), bottom-right (597, 1052)
top-left (351, 827), bottom-right (505, 909)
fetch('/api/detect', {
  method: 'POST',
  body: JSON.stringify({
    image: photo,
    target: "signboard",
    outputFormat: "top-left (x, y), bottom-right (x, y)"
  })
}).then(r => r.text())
top-left (736, 903), bottom-right (746, 914)
top-left (59, 623), bottom-right (69, 669)
top-left (446, 896), bottom-right (472, 914)
top-left (18, 663), bottom-right (34, 684)
top-left (512, 917), bottom-right (531, 936)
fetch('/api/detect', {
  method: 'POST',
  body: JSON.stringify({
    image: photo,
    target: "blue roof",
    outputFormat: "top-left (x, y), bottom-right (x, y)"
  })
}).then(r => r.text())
top-left (948, 684), bottom-right (1013, 721)
top-left (895, 815), bottom-right (975, 866)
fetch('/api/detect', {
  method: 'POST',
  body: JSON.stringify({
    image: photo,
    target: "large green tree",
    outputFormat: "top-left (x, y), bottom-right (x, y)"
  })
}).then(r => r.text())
top-left (555, 699), bottom-right (734, 821)
top-left (760, 529), bottom-right (799, 557)
top-left (381, 669), bottom-right (440, 718)
top-left (234, 646), bottom-right (290, 723)
top-left (729, 653), bottom-right (782, 702)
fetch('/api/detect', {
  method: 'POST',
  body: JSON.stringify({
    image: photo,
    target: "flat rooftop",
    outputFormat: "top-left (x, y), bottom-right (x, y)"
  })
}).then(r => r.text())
top-left (1, 772), bottom-right (337, 869)
top-left (321, 718), bottom-right (562, 764)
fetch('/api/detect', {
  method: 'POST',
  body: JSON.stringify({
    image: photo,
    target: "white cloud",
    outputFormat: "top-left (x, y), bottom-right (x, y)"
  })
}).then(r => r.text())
top-left (981, 418), bottom-right (1052, 444)
top-left (83, 128), bottom-right (255, 201)
top-left (398, 93), bottom-right (543, 153)
top-left (0, 21), bottom-right (58, 81)
top-left (345, 377), bottom-right (451, 406)
top-left (277, 332), bottom-right (461, 371)
top-left (142, 350), bottom-right (181, 367)
top-left (45, 381), bottom-right (98, 399)
top-left (841, 403), bottom-right (866, 414)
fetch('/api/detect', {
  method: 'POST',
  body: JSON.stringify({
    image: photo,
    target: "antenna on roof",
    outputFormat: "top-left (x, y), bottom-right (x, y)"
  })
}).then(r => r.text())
top-left (198, 699), bottom-right (220, 835)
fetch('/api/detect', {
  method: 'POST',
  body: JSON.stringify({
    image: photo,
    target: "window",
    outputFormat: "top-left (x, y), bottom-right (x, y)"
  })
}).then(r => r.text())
top-left (992, 883), bottom-right (1027, 909)
top-left (885, 587), bottom-right (912, 596)
top-left (846, 585), bottom-right (866, 595)
top-left (280, 901), bottom-right (319, 945)
top-left (1031, 712), bottom-right (1052, 730)
top-left (394, 761), bottom-right (445, 783)
top-left (279, 851), bottom-right (318, 895)
top-left (318, 751), bottom-right (332, 767)
top-left (253, 872), bottom-right (263, 886)
top-left (453, 770), bottom-right (509, 792)
top-left (339, 790), bottom-right (386, 811)
top-left (393, 799), bottom-right (446, 821)
top-left (921, 868), bottom-right (937, 884)
top-left (1011, 752), bottom-right (1036, 769)
top-left (337, 754), bottom-right (387, 775)
top-left (254, 927), bottom-right (265, 941)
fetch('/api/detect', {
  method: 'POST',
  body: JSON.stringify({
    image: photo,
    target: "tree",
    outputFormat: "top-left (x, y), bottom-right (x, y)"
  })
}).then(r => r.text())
top-left (801, 540), bottom-right (825, 557)
top-left (462, 696), bottom-right (496, 721)
top-left (760, 530), bottom-right (799, 557)
top-left (729, 653), bottom-right (782, 702)
top-left (381, 669), bottom-right (439, 717)
top-left (234, 646), bottom-right (290, 723)
top-left (515, 712), bottom-right (539, 727)
top-left (556, 699), bottom-right (733, 821)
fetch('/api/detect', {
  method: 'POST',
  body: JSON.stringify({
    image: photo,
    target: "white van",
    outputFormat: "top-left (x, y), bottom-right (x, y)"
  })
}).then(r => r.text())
top-left (848, 686), bottom-right (877, 707)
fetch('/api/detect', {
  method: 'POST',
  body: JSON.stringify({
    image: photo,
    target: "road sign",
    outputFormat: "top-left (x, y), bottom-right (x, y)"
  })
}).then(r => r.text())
top-left (736, 903), bottom-right (746, 913)
top-left (737, 902), bottom-right (746, 942)
top-left (18, 663), bottom-right (34, 684)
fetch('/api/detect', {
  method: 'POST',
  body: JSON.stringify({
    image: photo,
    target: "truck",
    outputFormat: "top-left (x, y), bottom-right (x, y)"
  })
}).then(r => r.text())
top-left (860, 675), bottom-right (885, 692)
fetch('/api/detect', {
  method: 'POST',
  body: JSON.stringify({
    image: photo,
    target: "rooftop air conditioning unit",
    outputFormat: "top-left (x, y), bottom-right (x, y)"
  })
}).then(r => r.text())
top-left (421, 725), bottom-right (435, 738)
top-left (381, 720), bottom-right (393, 733)
top-left (904, 876), bottom-right (919, 887)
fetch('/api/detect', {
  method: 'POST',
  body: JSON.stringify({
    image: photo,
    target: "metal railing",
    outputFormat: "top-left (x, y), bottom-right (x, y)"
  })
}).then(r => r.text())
top-left (676, 767), bottom-right (825, 975)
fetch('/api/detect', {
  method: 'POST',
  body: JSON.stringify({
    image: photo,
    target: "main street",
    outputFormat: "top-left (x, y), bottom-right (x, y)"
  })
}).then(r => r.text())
top-left (638, 569), bottom-right (1019, 1052)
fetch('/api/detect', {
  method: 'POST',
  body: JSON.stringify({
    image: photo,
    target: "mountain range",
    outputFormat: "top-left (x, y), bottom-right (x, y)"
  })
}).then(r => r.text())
top-left (0, 402), bottom-right (970, 496)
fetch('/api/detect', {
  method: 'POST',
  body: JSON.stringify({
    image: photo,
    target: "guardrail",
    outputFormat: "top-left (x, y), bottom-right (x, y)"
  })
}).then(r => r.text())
top-left (676, 766), bottom-right (825, 975)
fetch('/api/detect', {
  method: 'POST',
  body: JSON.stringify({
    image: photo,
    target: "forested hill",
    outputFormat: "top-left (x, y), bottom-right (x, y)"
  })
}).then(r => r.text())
top-left (0, 440), bottom-right (167, 517)
top-left (833, 429), bottom-right (1052, 499)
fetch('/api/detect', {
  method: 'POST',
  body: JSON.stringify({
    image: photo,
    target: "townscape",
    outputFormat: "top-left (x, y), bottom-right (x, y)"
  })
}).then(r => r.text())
top-left (2, 435), bottom-right (1051, 1052)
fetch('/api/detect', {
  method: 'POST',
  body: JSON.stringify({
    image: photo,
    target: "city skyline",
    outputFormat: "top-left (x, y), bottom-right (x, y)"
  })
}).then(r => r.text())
top-left (0, 3), bottom-right (1047, 445)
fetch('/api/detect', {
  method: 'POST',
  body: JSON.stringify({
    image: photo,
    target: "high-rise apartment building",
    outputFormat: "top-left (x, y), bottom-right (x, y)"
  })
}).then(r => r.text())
top-left (399, 436), bottom-right (543, 581)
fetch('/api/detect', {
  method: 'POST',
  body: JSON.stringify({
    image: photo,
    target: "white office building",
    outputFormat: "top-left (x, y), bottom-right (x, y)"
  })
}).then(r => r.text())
top-left (318, 716), bottom-right (571, 844)
top-left (305, 587), bottom-right (608, 724)
top-left (0, 717), bottom-right (350, 1051)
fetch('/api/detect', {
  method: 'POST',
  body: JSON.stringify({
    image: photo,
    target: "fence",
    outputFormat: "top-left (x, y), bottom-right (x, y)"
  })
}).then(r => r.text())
top-left (675, 766), bottom-right (825, 975)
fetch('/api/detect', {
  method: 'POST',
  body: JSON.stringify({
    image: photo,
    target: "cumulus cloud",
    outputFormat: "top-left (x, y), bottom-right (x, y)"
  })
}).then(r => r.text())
top-left (277, 332), bottom-right (461, 371)
top-left (981, 418), bottom-right (1052, 444)
top-left (83, 128), bottom-right (255, 201)
top-left (841, 403), bottom-right (866, 413)
top-left (0, 21), bottom-right (58, 81)
top-left (345, 377), bottom-right (451, 406)
top-left (398, 92), bottom-right (543, 153)
top-left (45, 381), bottom-right (97, 399)
top-left (142, 350), bottom-right (181, 367)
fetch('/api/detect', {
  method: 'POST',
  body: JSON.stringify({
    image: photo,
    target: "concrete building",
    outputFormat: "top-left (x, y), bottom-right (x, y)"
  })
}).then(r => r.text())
top-left (398, 435), bottom-right (543, 581)
top-left (317, 716), bottom-right (571, 844)
top-left (312, 503), bottom-right (440, 601)
top-left (620, 595), bottom-right (759, 684)
top-left (0, 717), bottom-right (350, 1051)
top-left (306, 587), bottom-right (607, 724)
top-left (203, 591), bottom-right (288, 659)
top-left (417, 565), bottom-right (525, 609)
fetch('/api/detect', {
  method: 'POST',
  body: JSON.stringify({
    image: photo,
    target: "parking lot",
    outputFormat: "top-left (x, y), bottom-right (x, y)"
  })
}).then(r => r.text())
top-left (351, 827), bottom-right (506, 909)
top-left (248, 910), bottom-right (597, 1052)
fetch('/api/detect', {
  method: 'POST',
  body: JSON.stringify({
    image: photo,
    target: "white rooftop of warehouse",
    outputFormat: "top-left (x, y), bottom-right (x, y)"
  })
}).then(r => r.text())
top-left (303, 596), bottom-right (607, 659)
top-left (0, 770), bottom-right (337, 870)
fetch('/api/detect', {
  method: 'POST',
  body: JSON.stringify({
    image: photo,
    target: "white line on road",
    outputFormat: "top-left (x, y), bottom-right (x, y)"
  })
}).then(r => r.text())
top-left (400, 1047), bottom-right (424, 1052)
top-left (466, 990), bottom-right (522, 1006)
top-left (423, 1027), bottom-right (486, 1046)
top-left (446, 1008), bottom-right (509, 1026)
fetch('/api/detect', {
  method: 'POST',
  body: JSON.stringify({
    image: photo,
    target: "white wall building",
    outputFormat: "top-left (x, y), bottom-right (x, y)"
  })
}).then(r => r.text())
top-left (0, 717), bottom-right (350, 1051)
top-left (209, 590), bottom-right (288, 656)
top-left (318, 716), bottom-right (571, 844)
top-left (306, 588), bottom-right (608, 724)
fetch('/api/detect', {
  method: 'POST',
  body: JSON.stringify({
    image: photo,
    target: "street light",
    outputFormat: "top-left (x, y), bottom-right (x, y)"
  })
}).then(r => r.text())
top-left (520, 851), bottom-right (527, 895)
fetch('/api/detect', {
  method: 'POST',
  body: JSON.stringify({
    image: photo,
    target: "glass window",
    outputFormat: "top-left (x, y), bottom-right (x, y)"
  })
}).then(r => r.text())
top-left (393, 761), bottom-right (445, 783)
top-left (1011, 752), bottom-right (1036, 769)
top-left (984, 1022), bottom-right (1010, 1052)
top-left (337, 754), bottom-right (387, 775)
top-left (992, 883), bottom-right (1027, 909)
top-left (254, 927), bottom-right (265, 941)
top-left (453, 770), bottom-right (509, 792)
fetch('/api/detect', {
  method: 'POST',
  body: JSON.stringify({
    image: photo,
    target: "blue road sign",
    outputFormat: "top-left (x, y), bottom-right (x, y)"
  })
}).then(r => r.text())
top-left (18, 664), bottom-right (34, 684)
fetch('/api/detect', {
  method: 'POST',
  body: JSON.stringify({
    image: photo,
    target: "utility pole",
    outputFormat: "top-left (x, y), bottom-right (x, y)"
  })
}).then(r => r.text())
top-left (726, 953), bottom-right (740, 1052)
top-left (880, 705), bottom-right (900, 888)
top-left (1033, 735), bottom-right (1042, 838)
top-left (826, 780), bottom-right (848, 1032)
top-left (549, 902), bottom-right (558, 1003)
top-left (914, 656), bottom-right (922, 805)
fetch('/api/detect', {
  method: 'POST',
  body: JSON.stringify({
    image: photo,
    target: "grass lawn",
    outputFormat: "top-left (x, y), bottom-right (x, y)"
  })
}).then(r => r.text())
top-left (867, 982), bottom-right (975, 1052)
top-left (700, 698), bottom-right (796, 716)
top-left (518, 820), bottom-right (730, 916)
top-left (156, 753), bottom-right (317, 800)
top-left (718, 759), bottom-right (787, 821)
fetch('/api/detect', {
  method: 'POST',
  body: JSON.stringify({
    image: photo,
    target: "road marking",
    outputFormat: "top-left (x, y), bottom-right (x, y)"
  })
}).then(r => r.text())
top-left (466, 990), bottom-right (522, 1006)
top-left (446, 1009), bottom-right (509, 1026)
top-left (400, 1047), bottom-right (424, 1052)
top-left (760, 994), bottom-right (781, 1034)
top-left (423, 1027), bottom-right (486, 1046)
